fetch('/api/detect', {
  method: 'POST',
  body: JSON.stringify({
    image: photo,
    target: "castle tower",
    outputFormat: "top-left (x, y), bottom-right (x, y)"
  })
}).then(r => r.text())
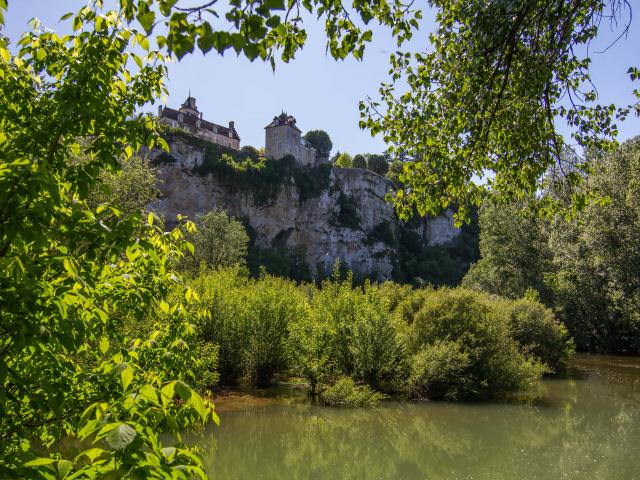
top-left (264, 112), bottom-right (316, 166)
top-left (179, 94), bottom-right (199, 117)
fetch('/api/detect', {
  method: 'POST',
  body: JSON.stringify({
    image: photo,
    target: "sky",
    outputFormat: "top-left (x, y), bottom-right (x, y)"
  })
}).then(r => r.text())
top-left (3, 1), bottom-right (639, 155)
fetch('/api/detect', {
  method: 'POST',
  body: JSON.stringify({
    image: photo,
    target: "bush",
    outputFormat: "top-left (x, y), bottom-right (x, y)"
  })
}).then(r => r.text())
top-left (400, 288), bottom-right (546, 399)
top-left (352, 154), bottom-right (367, 168)
top-left (332, 193), bottom-right (361, 230)
top-left (190, 267), bottom-right (252, 384)
top-left (181, 210), bottom-right (249, 272)
top-left (409, 340), bottom-right (471, 400)
top-left (190, 267), bottom-right (305, 386)
top-left (243, 276), bottom-right (305, 386)
top-left (349, 286), bottom-right (406, 390)
top-left (320, 377), bottom-right (385, 406)
top-left (495, 298), bottom-right (574, 374)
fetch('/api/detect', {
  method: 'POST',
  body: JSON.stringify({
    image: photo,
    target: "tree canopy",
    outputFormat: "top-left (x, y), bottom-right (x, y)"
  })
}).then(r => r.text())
top-left (304, 130), bottom-right (333, 159)
top-left (352, 154), bottom-right (367, 169)
top-left (360, 0), bottom-right (638, 222)
top-left (366, 153), bottom-right (389, 176)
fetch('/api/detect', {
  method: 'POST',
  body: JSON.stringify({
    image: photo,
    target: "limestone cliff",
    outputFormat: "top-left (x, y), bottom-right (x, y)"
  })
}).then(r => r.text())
top-left (149, 133), bottom-right (461, 280)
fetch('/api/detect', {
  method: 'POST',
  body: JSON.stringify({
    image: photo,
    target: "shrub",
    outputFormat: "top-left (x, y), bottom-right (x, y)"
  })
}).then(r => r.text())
top-left (349, 286), bottom-right (406, 390)
top-left (181, 210), bottom-right (249, 272)
top-left (243, 275), bottom-right (305, 386)
top-left (401, 288), bottom-right (546, 399)
top-left (495, 298), bottom-right (574, 374)
top-left (320, 377), bottom-right (385, 406)
top-left (190, 267), bottom-right (305, 386)
top-left (352, 154), bottom-right (367, 168)
top-left (409, 340), bottom-right (471, 400)
top-left (332, 193), bottom-right (361, 230)
top-left (190, 267), bottom-right (252, 384)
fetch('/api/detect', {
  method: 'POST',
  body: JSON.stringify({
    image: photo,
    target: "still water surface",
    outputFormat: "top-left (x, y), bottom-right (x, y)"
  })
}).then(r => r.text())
top-left (188, 355), bottom-right (640, 479)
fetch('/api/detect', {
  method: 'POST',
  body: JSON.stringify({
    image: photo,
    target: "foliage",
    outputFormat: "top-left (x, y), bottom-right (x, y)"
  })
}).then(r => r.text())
top-left (319, 377), bottom-right (386, 406)
top-left (394, 211), bottom-right (480, 287)
top-left (365, 220), bottom-right (396, 246)
top-left (334, 152), bottom-right (353, 168)
top-left (0, 6), bottom-right (215, 478)
top-left (90, 154), bottom-right (159, 215)
top-left (179, 128), bottom-right (331, 205)
top-left (248, 245), bottom-right (312, 283)
top-left (303, 130), bottom-right (333, 158)
top-left (181, 210), bottom-right (249, 272)
top-left (463, 137), bottom-right (640, 354)
top-left (366, 154), bottom-right (389, 176)
top-left (361, 0), bottom-right (632, 223)
top-left (494, 298), bottom-right (574, 374)
top-left (190, 268), bottom-right (305, 386)
top-left (352, 154), bottom-right (367, 169)
top-left (189, 267), bottom-right (251, 385)
top-left (408, 340), bottom-right (472, 400)
top-left (547, 137), bottom-right (640, 353)
top-left (120, 0), bottom-right (421, 63)
top-left (462, 201), bottom-right (554, 304)
top-left (332, 193), bottom-right (361, 230)
top-left (397, 288), bottom-right (548, 399)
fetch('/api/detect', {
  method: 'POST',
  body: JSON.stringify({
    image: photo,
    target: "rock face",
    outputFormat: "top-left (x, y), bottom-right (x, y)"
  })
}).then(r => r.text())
top-left (150, 136), bottom-right (460, 279)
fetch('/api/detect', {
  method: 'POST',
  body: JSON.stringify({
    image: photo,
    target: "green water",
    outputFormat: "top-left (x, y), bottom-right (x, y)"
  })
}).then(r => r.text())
top-left (188, 355), bottom-right (640, 479)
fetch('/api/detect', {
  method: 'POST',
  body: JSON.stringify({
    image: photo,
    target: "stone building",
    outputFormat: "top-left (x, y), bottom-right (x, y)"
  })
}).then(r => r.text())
top-left (265, 112), bottom-right (321, 166)
top-left (158, 95), bottom-right (240, 150)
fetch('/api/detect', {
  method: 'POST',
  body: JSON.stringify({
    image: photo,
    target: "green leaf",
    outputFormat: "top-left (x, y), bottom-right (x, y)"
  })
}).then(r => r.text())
top-left (99, 336), bottom-right (109, 355)
top-left (57, 459), bottom-right (73, 479)
top-left (120, 363), bottom-right (133, 392)
top-left (105, 423), bottom-right (137, 450)
top-left (24, 457), bottom-right (56, 467)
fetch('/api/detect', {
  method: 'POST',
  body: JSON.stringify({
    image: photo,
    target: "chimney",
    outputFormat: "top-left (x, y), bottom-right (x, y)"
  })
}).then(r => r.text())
top-left (229, 121), bottom-right (235, 131)
top-left (200, 112), bottom-right (203, 120)
top-left (157, 105), bottom-right (163, 117)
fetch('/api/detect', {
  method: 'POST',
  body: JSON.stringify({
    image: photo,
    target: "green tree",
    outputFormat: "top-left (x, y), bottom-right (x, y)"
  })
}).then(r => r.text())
top-left (0, 7), bottom-right (216, 478)
top-left (360, 0), bottom-right (636, 222)
top-left (352, 154), bottom-right (367, 168)
top-left (386, 158), bottom-right (405, 184)
top-left (303, 130), bottom-right (333, 158)
top-left (182, 210), bottom-right (249, 271)
top-left (334, 152), bottom-right (353, 168)
top-left (548, 137), bottom-right (640, 353)
top-left (462, 201), bottom-right (554, 304)
top-left (366, 153), bottom-right (389, 176)
top-left (91, 154), bottom-right (159, 215)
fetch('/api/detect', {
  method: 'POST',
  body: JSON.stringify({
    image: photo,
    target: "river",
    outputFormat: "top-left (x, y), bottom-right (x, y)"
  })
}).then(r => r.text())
top-left (186, 354), bottom-right (640, 479)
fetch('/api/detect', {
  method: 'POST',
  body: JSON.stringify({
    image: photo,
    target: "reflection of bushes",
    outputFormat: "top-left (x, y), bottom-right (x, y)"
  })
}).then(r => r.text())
top-left (189, 360), bottom-right (636, 480)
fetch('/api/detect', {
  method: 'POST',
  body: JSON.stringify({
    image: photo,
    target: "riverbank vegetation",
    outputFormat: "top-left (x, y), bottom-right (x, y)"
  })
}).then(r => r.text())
top-left (463, 137), bottom-right (640, 355)
top-left (184, 265), bottom-right (573, 403)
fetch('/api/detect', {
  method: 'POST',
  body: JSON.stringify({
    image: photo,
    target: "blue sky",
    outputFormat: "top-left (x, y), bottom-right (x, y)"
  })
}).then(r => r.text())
top-left (3, 1), bottom-right (639, 155)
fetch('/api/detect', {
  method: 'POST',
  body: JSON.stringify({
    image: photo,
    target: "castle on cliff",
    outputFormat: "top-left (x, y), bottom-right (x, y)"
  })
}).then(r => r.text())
top-left (158, 95), bottom-right (241, 150)
top-left (159, 96), bottom-right (327, 167)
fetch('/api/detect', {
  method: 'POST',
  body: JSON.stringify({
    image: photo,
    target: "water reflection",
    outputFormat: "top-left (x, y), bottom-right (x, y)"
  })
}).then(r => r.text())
top-left (187, 355), bottom-right (640, 480)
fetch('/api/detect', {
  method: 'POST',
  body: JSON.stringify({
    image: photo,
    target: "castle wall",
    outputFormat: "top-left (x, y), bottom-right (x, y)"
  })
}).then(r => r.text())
top-left (265, 124), bottom-right (316, 166)
top-left (149, 136), bottom-right (461, 280)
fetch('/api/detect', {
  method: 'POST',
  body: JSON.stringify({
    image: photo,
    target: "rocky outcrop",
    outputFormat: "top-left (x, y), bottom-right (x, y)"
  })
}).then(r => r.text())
top-left (149, 136), bottom-right (460, 280)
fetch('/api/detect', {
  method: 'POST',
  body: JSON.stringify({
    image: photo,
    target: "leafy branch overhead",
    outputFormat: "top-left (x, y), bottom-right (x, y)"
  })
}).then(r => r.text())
top-left (119, 0), bottom-right (422, 63)
top-left (360, 0), bottom-right (638, 223)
